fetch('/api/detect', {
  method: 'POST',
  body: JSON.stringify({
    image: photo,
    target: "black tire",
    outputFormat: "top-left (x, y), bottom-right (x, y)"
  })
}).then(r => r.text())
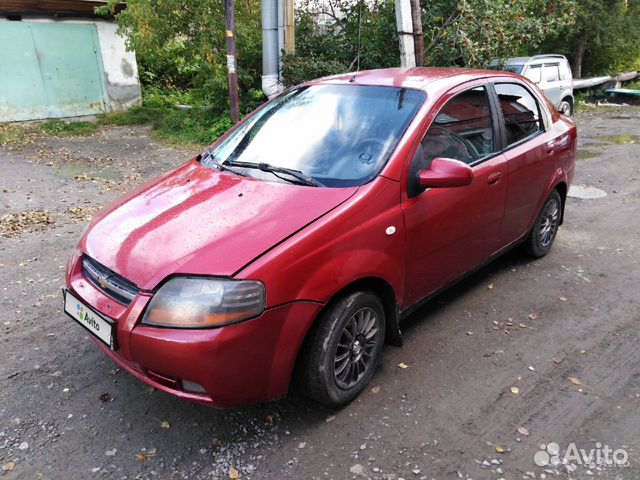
top-left (558, 99), bottom-right (573, 116)
top-left (526, 189), bottom-right (562, 258)
top-left (296, 291), bottom-right (386, 406)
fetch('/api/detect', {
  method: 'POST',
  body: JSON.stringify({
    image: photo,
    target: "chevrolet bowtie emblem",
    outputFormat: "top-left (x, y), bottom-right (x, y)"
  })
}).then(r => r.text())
top-left (98, 276), bottom-right (109, 289)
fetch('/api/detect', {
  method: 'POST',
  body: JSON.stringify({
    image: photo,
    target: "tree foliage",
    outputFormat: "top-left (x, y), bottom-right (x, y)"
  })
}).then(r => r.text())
top-left (98, 0), bottom-right (265, 112)
top-left (541, 0), bottom-right (640, 76)
top-left (100, 0), bottom-right (640, 108)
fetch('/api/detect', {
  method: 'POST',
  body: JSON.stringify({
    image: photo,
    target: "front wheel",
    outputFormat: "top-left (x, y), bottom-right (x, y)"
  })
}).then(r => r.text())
top-left (296, 291), bottom-right (386, 406)
top-left (525, 190), bottom-right (562, 258)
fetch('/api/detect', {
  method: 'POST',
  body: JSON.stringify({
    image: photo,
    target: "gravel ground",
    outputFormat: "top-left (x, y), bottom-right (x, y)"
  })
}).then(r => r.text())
top-left (1, 108), bottom-right (639, 480)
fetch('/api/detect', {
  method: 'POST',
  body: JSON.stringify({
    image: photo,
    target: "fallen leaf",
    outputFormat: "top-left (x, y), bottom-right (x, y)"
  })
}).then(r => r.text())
top-left (106, 448), bottom-right (117, 457)
top-left (467, 331), bottom-right (474, 335)
top-left (487, 283), bottom-right (494, 289)
top-left (160, 421), bottom-right (170, 429)
top-left (552, 357), bottom-right (563, 364)
top-left (495, 445), bottom-right (505, 453)
top-left (99, 393), bottom-right (111, 402)
top-left (517, 425), bottom-right (530, 436)
top-left (559, 296), bottom-right (568, 302)
top-left (2, 461), bottom-right (15, 471)
top-left (371, 385), bottom-right (381, 394)
top-left (212, 438), bottom-right (222, 446)
top-left (528, 313), bottom-right (538, 320)
top-left (135, 449), bottom-right (156, 461)
top-left (298, 442), bottom-right (306, 449)
top-left (229, 466), bottom-right (240, 479)
top-left (397, 362), bottom-right (409, 369)
top-left (568, 377), bottom-right (584, 386)
top-left (519, 323), bottom-right (527, 328)
top-left (510, 386), bottom-right (520, 394)
top-left (266, 415), bottom-right (273, 424)
top-left (516, 376), bottom-right (523, 382)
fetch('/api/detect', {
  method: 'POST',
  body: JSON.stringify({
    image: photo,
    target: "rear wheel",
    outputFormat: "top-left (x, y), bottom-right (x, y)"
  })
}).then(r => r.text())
top-left (558, 99), bottom-right (572, 116)
top-left (296, 291), bottom-right (385, 406)
top-left (525, 190), bottom-right (562, 258)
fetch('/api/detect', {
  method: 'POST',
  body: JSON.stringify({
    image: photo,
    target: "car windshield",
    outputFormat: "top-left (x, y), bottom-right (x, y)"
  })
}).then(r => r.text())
top-left (504, 64), bottom-right (524, 74)
top-left (201, 84), bottom-right (426, 187)
top-left (489, 64), bottom-right (524, 74)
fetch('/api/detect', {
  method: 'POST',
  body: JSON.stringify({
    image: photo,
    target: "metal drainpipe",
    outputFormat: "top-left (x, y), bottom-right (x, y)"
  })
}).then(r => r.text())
top-left (277, 0), bottom-right (285, 66)
top-left (262, 0), bottom-right (283, 98)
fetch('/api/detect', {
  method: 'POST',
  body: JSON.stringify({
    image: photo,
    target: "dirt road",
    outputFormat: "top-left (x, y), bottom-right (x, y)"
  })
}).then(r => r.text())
top-left (1, 108), bottom-right (639, 479)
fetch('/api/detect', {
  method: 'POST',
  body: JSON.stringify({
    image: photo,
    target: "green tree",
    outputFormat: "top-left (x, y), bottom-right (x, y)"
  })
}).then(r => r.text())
top-left (422, 0), bottom-right (575, 67)
top-left (541, 0), bottom-right (640, 77)
top-left (98, 0), bottom-right (265, 112)
top-left (285, 0), bottom-right (575, 84)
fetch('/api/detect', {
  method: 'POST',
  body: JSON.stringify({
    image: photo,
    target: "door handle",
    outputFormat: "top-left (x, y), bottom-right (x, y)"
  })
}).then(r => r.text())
top-left (545, 140), bottom-right (556, 154)
top-left (487, 172), bottom-right (502, 184)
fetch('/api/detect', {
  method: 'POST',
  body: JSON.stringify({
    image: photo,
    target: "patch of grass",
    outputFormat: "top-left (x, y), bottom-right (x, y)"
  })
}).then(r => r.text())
top-left (98, 105), bottom-right (232, 148)
top-left (152, 108), bottom-right (233, 147)
top-left (0, 124), bottom-right (28, 145)
top-left (624, 80), bottom-right (640, 90)
top-left (41, 120), bottom-right (99, 137)
top-left (98, 106), bottom-right (160, 126)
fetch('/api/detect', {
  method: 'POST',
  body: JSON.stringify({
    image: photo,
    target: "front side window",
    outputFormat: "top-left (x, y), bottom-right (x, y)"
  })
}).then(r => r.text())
top-left (494, 83), bottom-right (543, 146)
top-left (418, 86), bottom-right (495, 168)
top-left (202, 84), bottom-right (426, 187)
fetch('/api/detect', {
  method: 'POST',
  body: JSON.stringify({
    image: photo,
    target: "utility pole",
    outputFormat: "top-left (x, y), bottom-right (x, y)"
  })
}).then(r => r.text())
top-left (284, 0), bottom-right (295, 53)
top-left (410, 0), bottom-right (424, 66)
top-left (395, 0), bottom-right (415, 67)
top-left (225, 0), bottom-right (240, 123)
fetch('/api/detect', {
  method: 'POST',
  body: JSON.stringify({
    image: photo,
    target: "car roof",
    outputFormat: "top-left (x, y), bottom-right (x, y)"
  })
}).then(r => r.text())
top-left (310, 67), bottom-right (521, 92)
top-left (490, 55), bottom-right (567, 66)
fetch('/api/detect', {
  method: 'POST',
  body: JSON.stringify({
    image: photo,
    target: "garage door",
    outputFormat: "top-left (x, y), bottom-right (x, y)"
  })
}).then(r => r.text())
top-left (0, 21), bottom-right (108, 122)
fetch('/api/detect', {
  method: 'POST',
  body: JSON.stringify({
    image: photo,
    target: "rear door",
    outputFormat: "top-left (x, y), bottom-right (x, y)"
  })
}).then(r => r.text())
top-left (401, 81), bottom-right (508, 307)
top-left (492, 81), bottom-right (554, 244)
top-left (539, 63), bottom-right (562, 106)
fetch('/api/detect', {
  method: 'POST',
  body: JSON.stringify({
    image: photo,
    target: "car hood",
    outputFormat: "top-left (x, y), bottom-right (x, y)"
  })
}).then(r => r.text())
top-left (81, 161), bottom-right (357, 289)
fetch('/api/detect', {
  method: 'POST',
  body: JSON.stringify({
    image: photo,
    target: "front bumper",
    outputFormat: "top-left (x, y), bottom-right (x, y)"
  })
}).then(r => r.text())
top-left (67, 254), bottom-right (323, 408)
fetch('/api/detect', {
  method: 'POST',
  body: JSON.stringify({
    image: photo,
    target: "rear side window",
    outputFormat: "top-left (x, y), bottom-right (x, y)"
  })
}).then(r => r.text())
top-left (419, 86), bottom-right (495, 167)
top-left (543, 64), bottom-right (560, 82)
top-left (524, 66), bottom-right (541, 84)
top-left (494, 83), bottom-right (543, 146)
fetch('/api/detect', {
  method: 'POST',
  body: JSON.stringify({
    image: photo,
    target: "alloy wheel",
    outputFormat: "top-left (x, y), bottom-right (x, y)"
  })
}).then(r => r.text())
top-left (538, 198), bottom-right (560, 248)
top-left (333, 307), bottom-right (380, 389)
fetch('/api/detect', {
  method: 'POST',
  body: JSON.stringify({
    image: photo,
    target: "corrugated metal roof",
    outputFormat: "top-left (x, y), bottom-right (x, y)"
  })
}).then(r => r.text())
top-left (0, 0), bottom-right (125, 17)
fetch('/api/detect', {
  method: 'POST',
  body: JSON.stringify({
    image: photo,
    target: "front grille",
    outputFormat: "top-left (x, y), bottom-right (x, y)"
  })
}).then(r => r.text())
top-left (82, 255), bottom-right (140, 306)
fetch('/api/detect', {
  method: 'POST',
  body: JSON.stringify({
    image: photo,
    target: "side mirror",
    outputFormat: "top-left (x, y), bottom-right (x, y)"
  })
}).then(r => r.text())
top-left (418, 157), bottom-right (473, 188)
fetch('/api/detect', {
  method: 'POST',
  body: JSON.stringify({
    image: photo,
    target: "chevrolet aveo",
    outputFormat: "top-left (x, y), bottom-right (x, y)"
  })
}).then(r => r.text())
top-left (64, 68), bottom-right (576, 408)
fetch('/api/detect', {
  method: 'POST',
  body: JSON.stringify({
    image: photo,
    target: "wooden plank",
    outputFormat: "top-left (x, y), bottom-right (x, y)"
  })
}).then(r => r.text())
top-left (0, 0), bottom-right (125, 16)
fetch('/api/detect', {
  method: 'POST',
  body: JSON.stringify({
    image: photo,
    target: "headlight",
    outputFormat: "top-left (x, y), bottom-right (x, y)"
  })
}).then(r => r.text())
top-left (141, 277), bottom-right (265, 328)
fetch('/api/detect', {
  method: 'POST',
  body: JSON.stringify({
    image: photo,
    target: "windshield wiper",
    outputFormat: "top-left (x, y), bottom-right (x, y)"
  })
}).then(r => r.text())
top-left (200, 149), bottom-right (248, 177)
top-left (223, 160), bottom-right (325, 187)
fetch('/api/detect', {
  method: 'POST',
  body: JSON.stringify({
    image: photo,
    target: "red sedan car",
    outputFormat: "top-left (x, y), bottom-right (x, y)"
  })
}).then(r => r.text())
top-left (64, 68), bottom-right (576, 408)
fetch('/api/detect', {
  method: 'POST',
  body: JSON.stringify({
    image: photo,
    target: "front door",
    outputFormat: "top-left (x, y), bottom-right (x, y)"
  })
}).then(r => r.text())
top-left (401, 83), bottom-right (508, 307)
